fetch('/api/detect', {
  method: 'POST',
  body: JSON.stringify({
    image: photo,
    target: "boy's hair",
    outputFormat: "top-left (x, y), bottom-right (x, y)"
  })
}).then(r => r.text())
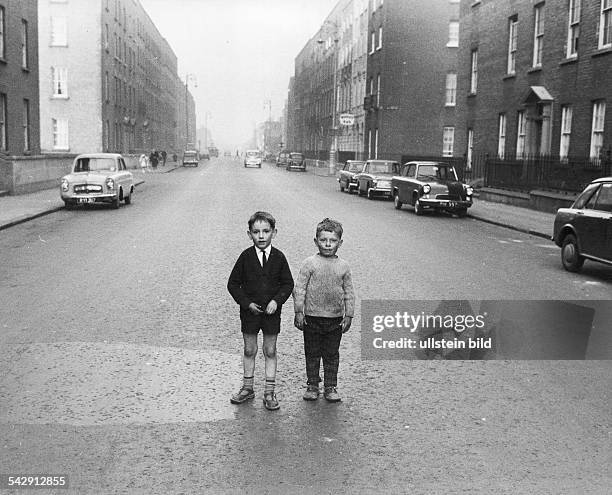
top-left (248, 211), bottom-right (276, 230)
top-left (316, 218), bottom-right (343, 239)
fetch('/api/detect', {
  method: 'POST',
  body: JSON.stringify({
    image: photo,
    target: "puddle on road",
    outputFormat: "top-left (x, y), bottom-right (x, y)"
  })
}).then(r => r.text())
top-left (0, 342), bottom-right (240, 425)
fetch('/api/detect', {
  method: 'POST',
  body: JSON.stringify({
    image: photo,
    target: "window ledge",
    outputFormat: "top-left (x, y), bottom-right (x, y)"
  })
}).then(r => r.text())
top-left (467, 92), bottom-right (477, 98)
top-left (445, 103), bottom-right (456, 107)
top-left (446, 43), bottom-right (459, 48)
top-left (0, 57), bottom-right (6, 65)
top-left (527, 66), bottom-right (542, 74)
top-left (503, 73), bottom-right (516, 80)
top-left (52, 95), bottom-right (69, 100)
top-left (592, 47), bottom-right (612, 58)
top-left (21, 66), bottom-right (30, 73)
top-left (559, 56), bottom-right (578, 66)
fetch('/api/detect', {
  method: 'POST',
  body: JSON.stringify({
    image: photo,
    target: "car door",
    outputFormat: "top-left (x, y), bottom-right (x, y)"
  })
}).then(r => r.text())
top-left (402, 164), bottom-right (418, 204)
top-left (573, 184), bottom-right (606, 259)
top-left (357, 162), bottom-right (370, 192)
top-left (590, 183), bottom-right (612, 261)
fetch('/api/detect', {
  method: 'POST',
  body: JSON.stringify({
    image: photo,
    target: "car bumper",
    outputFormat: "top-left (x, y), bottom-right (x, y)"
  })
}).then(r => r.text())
top-left (287, 165), bottom-right (306, 171)
top-left (369, 186), bottom-right (392, 197)
top-left (419, 198), bottom-right (473, 210)
top-left (62, 193), bottom-right (117, 204)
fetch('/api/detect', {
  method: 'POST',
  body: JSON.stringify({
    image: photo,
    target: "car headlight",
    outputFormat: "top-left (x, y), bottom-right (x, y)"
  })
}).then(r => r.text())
top-left (105, 178), bottom-right (115, 190)
top-left (372, 180), bottom-right (378, 187)
top-left (61, 178), bottom-right (69, 192)
top-left (422, 184), bottom-right (431, 194)
top-left (465, 185), bottom-right (474, 196)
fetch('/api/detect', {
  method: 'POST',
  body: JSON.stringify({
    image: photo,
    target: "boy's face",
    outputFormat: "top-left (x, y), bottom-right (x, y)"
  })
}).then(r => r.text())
top-left (248, 220), bottom-right (276, 250)
top-left (314, 230), bottom-right (342, 257)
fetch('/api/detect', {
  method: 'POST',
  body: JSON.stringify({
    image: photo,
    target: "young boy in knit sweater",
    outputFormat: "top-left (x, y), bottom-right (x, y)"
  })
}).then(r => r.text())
top-left (293, 218), bottom-right (355, 402)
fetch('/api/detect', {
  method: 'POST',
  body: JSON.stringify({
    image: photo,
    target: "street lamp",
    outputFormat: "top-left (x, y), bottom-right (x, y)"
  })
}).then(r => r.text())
top-left (184, 73), bottom-right (197, 149)
top-left (317, 21), bottom-right (339, 175)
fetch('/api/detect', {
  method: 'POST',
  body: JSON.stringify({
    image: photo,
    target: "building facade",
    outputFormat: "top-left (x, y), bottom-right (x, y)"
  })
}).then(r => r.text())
top-left (364, 0), bottom-right (460, 161)
top-left (38, 0), bottom-right (190, 155)
top-left (0, 0), bottom-right (40, 155)
top-left (455, 0), bottom-right (612, 168)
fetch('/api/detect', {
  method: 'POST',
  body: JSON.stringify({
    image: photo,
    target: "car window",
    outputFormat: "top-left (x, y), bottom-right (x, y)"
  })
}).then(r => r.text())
top-left (404, 165), bottom-right (416, 177)
top-left (369, 162), bottom-right (397, 173)
top-left (348, 162), bottom-right (364, 172)
top-left (74, 157), bottom-right (116, 172)
top-left (246, 151), bottom-right (259, 157)
top-left (573, 183), bottom-right (600, 209)
top-left (593, 183), bottom-right (612, 212)
top-left (119, 158), bottom-right (126, 171)
top-left (436, 166), bottom-right (458, 180)
top-left (416, 165), bottom-right (437, 180)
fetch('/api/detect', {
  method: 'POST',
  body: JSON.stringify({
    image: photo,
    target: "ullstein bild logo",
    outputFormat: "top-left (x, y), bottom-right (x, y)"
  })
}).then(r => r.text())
top-left (361, 300), bottom-right (607, 360)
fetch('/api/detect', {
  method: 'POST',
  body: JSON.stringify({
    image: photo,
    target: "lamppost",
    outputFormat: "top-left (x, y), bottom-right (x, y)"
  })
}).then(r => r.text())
top-left (317, 21), bottom-right (339, 175)
top-left (184, 73), bottom-right (197, 149)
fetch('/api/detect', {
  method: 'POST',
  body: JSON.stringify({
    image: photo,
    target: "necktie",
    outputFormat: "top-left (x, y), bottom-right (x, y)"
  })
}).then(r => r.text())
top-left (261, 250), bottom-right (267, 268)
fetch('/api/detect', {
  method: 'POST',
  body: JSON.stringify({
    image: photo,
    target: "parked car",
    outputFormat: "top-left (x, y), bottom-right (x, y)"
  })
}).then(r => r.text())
top-left (200, 151), bottom-right (210, 160)
top-left (356, 160), bottom-right (401, 199)
top-left (552, 177), bottom-right (612, 272)
top-left (391, 161), bottom-right (473, 216)
top-left (276, 151), bottom-right (290, 167)
top-left (60, 153), bottom-right (134, 209)
top-left (244, 150), bottom-right (262, 168)
top-left (208, 147), bottom-right (219, 158)
top-left (182, 150), bottom-right (200, 167)
top-left (286, 152), bottom-right (306, 172)
top-left (224, 150), bottom-right (232, 157)
top-left (338, 160), bottom-right (366, 193)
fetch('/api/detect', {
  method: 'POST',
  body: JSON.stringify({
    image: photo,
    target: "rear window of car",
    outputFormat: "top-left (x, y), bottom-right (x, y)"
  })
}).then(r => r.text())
top-left (347, 162), bottom-right (364, 172)
top-left (74, 157), bottom-right (116, 172)
top-left (369, 162), bottom-right (399, 174)
top-left (290, 153), bottom-right (303, 159)
top-left (247, 151), bottom-right (260, 157)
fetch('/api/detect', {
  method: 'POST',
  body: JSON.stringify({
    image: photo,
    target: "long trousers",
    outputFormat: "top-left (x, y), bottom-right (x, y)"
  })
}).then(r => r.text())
top-left (303, 316), bottom-right (343, 388)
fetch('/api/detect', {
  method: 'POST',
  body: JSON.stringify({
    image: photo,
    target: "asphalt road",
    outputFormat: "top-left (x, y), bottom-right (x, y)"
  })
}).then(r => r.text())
top-left (0, 157), bottom-right (610, 494)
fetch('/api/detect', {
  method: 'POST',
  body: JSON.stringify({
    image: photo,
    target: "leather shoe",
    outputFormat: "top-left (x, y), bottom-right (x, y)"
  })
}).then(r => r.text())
top-left (230, 387), bottom-right (254, 404)
top-left (263, 392), bottom-right (280, 410)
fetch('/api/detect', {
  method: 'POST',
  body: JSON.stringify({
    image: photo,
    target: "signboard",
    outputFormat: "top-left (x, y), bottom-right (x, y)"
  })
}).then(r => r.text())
top-left (339, 113), bottom-right (355, 126)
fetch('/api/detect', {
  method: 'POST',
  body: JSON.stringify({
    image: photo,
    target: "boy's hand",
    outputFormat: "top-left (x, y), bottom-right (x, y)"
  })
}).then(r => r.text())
top-left (341, 316), bottom-right (352, 333)
top-left (248, 302), bottom-right (263, 315)
top-left (265, 300), bottom-right (277, 315)
top-left (294, 313), bottom-right (305, 331)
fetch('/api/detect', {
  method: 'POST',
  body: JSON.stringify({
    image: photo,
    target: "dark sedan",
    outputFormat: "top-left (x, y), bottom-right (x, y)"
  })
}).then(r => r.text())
top-left (286, 152), bottom-right (306, 172)
top-left (552, 177), bottom-right (612, 272)
top-left (356, 160), bottom-right (401, 199)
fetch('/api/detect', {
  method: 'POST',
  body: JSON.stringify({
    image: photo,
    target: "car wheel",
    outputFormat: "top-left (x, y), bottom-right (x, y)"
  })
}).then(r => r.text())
top-left (339, 182), bottom-right (345, 192)
top-left (367, 187), bottom-right (374, 200)
top-left (111, 197), bottom-right (120, 209)
top-left (124, 193), bottom-right (132, 205)
top-left (414, 197), bottom-right (424, 216)
top-left (63, 200), bottom-right (75, 210)
top-left (394, 193), bottom-right (403, 210)
top-left (357, 184), bottom-right (364, 196)
top-left (456, 207), bottom-right (467, 217)
top-left (561, 234), bottom-right (585, 272)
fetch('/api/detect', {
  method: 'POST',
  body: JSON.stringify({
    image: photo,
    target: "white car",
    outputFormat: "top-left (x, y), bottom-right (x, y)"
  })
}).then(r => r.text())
top-left (60, 153), bottom-right (134, 209)
top-left (244, 150), bottom-right (262, 168)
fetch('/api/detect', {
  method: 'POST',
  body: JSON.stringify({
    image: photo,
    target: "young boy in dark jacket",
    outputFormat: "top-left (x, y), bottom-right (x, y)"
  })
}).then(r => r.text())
top-left (227, 211), bottom-right (294, 410)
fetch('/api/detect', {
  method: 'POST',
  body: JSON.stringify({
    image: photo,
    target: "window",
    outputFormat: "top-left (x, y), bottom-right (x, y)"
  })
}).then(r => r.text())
top-left (498, 114), bottom-right (507, 158)
top-left (21, 20), bottom-right (29, 69)
top-left (52, 67), bottom-right (68, 97)
top-left (448, 21), bottom-right (459, 47)
top-left (567, 0), bottom-right (580, 58)
top-left (516, 111), bottom-right (526, 158)
top-left (52, 118), bottom-right (69, 150)
top-left (445, 73), bottom-right (457, 106)
top-left (376, 73), bottom-right (381, 107)
top-left (0, 93), bottom-right (6, 150)
top-left (470, 49), bottom-right (478, 94)
top-left (466, 129), bottom-right (474, 169)
top-left (590, 101), bottom-right (606, 159)
top-left (507, 16), bottom-right (518, 74)
top-left (51, 17), bottom-right (68, 46)
top-left (532, 4), bottom-right (544, 68)
top-left (0, 7), bottom-right (6, 59)
top-left (443, 127), bottom-right (455, 157)
top-left (104, 120), bottom-right (110, 151)
top-left (104, 24), bottom-right (109, 50)
top-left (560, 106), bottom-right (572, 159)
top-left (23, 99), bottom-right (30, 151)
top-left (370, 31), bottom-right (376, 53)
top-left (105, 72), bottom-right (109, 102)
top-left (374, 128), bottom-right (379, 158)
top-left (368, 129), bottom-right (372, 158)
top-left (600, 0), bottom-right (612, 48)
top-left (377, 26), bottom-right (382, 49)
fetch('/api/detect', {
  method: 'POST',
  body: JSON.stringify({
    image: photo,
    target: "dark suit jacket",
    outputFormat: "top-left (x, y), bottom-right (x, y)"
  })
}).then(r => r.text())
top-left (227, 246), bottom-right (294, 317)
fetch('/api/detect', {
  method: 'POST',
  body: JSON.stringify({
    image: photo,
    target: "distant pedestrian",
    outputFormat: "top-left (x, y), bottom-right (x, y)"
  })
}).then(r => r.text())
top-left (227, 211), bottom-right (294, 411)
top-left (139, 153), bottom-right (149, 173)
top-left (149, 151), bottom-right (158, 169)
top-left (161, 150), bottom-right (167, 166)
top-left (172, 153), bottom-right (177, 163)
top-left (293, 218), bottom-right (354, 403)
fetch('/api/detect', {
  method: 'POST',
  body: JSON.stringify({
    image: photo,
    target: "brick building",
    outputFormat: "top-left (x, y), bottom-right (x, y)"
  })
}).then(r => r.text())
top-left (455, 0), bottom-right (612, 171)
top-left (38, 0), bottom-right (190, 155)
top-left (0, 0), bottom-right (40, 155)
top-left (364, 0), bottom-right (460, 161)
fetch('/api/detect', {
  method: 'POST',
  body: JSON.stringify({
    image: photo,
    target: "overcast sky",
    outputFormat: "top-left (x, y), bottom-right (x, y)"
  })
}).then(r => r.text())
top-left (139, 0), bottom-right (338, 150)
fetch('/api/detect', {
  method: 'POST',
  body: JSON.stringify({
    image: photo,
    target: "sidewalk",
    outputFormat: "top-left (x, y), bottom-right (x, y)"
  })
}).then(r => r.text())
top-left (0, 170), bottom-right (556, 239)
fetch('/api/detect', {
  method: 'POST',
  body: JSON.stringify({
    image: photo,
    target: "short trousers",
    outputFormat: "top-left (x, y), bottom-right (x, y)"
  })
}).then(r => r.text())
top-left (240, 312), bottom-right (281, 335)
top-left (304, 315), bottom-right (343, 334)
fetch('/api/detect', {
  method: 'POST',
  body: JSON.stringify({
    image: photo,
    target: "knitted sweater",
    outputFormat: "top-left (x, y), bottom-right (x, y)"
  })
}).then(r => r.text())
top-left (293, 254), bottom-right (355, 318)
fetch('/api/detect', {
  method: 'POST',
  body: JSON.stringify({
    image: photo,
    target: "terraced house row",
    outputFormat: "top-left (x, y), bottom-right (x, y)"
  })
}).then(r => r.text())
top-left (0, 0), bottom-right (194, 194)
top-left (285, 0), bottom-right (612, 195)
